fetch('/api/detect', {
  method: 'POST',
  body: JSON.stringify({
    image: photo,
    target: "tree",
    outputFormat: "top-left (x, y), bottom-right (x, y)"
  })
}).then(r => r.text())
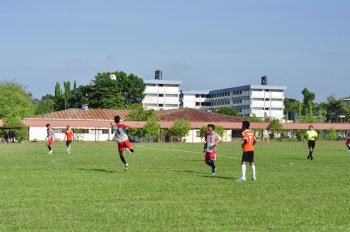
top-left (169, 119), bottom-right (191, 139)
top-left (301, 88), bottom-right (315, 115)
top-left (328, 128), bottom-right (337, 141)
top-left (63, 81), bottom-right (71, 109)
top-left (35, 95), bottom-right (55, 115)
top-left (55, 82), bottom-right (62, 98)
top-left (216, 106), bottom-right (239, 117)
top-left (268, 119), bottom-right (282, 139)
top-left (0, 81), bottom-right (34, 119)
top-left (215, 125), bottom-right (225, 137)
top-left (126, 106), bottom-right (158, 121)
top-left (4, 117), bottom-right (28, 141)
top-left (324, 96), bottom-right (349, 122)
top-left (143, 117), bottom-right (160, 138)
top-left (284, 98), bottom-right (300, 120)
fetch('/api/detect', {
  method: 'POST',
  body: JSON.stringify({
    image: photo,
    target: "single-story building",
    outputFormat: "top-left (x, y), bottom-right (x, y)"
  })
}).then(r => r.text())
top-left (22, 108), bottom-right (243, 143)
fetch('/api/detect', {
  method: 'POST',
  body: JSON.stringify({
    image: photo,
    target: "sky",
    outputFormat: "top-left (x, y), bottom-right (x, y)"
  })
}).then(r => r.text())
top-left (0, 0), bottom-right (349, 102)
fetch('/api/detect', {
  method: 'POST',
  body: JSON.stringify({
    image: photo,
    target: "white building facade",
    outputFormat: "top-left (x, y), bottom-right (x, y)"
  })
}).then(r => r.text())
top-left (142, 80), bottom-right (182, 110)
top-left (210, 85), bottom-right (286, 119)
top-left (180, 90), bottom-right (211, 110)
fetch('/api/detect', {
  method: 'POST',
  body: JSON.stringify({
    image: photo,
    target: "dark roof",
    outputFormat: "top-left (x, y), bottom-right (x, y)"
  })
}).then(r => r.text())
top-left (157, 108), bottom-right (243, 122)
top-left (29, 108), bottom-right (130, 120)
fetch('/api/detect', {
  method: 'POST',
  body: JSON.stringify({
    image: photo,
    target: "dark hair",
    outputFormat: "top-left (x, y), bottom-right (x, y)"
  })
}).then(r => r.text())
top-left (309, 125), bottom-right (313, 129)
top-left (114, 115), bottom-right (120, 123)
top-left (46, 123), bottom-right (50, 127)
top-left (208, 124), bottom-right (215, 130)
top-left (242, 121), bottom-right (250, 129)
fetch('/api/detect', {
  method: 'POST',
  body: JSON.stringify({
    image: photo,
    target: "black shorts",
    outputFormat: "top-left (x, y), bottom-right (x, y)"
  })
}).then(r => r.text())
top-left (66, 141), bottom-right (72, 147)
top-left (308, 140), bottom-right (316, 149)
top-left (242, 151), bottom-right (254, 163)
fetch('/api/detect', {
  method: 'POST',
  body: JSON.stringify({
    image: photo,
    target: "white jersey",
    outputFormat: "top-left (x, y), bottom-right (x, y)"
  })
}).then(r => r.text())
top-left (112, 123), bottom-right (129, 143)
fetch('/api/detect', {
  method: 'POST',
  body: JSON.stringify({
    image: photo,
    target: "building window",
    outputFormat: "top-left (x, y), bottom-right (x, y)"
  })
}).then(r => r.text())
top-left (102, 129), bottom-right (109, 134)
top-left (159, 94), bottom-right (164, 97)
top-left (159, 104), bottom-right (164, 107)
top-left (53, 128), bottom-right (65, 133)
top-left (196, 131), bottom-right (201, 137)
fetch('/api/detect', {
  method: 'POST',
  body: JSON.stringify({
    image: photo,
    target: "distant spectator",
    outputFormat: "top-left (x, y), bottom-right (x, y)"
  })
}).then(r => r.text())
top-left (4, 132), bottom-right (9, 143)
top-left (10, 130), bottom-right (16, 143)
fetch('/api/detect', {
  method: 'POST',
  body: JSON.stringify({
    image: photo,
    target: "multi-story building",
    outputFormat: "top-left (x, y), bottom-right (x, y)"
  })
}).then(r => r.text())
top-left (180, 90), bottom-right (211, 110)
top-left (210, 84), bottom-right (286, 119)
top-left (142, 70), bottom-right (182, 110)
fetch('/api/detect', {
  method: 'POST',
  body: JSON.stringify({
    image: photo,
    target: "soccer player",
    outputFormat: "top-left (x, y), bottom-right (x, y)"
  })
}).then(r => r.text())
top-left (306, 125), bottom-right (318, 160)
top-left (45, 123), bottom-right (55, 154)
top-left (63, 125), bottom-right (74, 154)
top-left (204, 124), bottom-right (221, 176)
top-left (111, 115), bottom-right (134, 171)
top-left (346, 135), bottom-right (350, 151)
top-left (239, 121), bottom-right (256, 182)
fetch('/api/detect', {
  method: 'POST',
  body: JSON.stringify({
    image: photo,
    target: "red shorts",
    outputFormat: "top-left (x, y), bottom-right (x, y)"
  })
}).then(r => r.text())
top-left (118, 140), bottom-right (132, 152)
top-left (47, 137), bottom-right (54, 145)
top-left (205, 147), bottom-right (216, 161)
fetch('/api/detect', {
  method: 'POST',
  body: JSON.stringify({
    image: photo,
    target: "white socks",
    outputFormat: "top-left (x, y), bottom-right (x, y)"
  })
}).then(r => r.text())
top-left (242, 164), bottom-right (256, 179)
top-left (252, 164), bottom-right (256, 179)
top-left (241, 164), bottom-right (246, 179)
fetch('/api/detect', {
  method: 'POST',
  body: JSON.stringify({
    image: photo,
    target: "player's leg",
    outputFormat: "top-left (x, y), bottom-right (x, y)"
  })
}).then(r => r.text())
top-left (309, 141), bottom-right (315, 160)
top-left (347, 144), bottom-right (350, 150)
top-left (307, 141), bottom-right (313, 160)
top-left (47, 139), bottom-right (53, 154)
top-left (124, 140), bottom-right (134, 154)
top-left (118, 142), bottom-right (128, 171)
top-left (250, 152), bottom-right (256, 180)
top-left (240, 153), bottom-right (247, 181)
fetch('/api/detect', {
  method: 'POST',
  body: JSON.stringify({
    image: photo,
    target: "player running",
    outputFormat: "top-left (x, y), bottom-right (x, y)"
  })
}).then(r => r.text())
top-left (346, 135), bottom-right (350, 151)
top-left (63, 125), bottom-right (74, 154)
top-left (306, 125), bottom-right (318, 160)
top-left (239, 121), bottom-right (257, 182)
top-left (204, 124), bottom-right (221, 176)
top-left (45, 123), bottom-right (55, 154)
top-left (111, 116), bottom-right (134, 171)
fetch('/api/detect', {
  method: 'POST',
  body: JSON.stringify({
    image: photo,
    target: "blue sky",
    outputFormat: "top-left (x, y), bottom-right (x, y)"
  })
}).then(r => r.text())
top-left (1, 0), bottom-right (349, 102)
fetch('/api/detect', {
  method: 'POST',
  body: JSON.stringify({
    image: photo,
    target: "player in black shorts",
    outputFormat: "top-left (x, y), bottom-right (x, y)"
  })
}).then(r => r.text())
top-left (239, 121), bottom-right (257, 182)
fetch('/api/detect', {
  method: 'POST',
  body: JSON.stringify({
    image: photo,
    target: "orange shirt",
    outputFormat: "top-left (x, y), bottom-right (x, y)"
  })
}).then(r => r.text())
top-left (65, 129), bottom-right (74, 141)
top-left (242, 129), bottom-right (256, 152)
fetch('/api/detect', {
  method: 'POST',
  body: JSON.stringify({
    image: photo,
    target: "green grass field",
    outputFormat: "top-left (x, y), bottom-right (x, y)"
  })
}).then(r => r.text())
top-left (1, 141), bottom-right (350, 232)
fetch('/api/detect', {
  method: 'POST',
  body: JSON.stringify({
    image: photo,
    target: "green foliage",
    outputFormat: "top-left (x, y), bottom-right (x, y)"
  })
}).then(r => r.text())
top-left (0, 81), bottom-right (35, 119)
top-left (4, 117), bottom-right (28, 141)
top-left (35, 95), bottom-right (55, 115)
top-left (324, 96), bottom-right (349, 122)
top-left (328, 128), bottom-right (337, 141)
top-left (244, 114), bottom-right (264, 122)
top-left (284, 98), bottom-right (300, 116)
top-left (55, 82), bottom-right (61, 98)
top-left (199, 125), bottom-right (224, 138)
top-left (169, 119), bottom-right (191, 137)
top-left (295, 130), bottom-right (305, 141)
top-left (215, 125), bottom-right (225, 137)
top-left (199, 126), bottom-right (207, 138)
top-left (301, 88), bottom-right (315, 115)
top-left (126, 106), bottom-right (158, 121)
top-left (143, 117), bottom-right (160, 138)
top-left (216, 107), bottom-right (238, 117)
top-left (268, 119), bottom-right (283, 139)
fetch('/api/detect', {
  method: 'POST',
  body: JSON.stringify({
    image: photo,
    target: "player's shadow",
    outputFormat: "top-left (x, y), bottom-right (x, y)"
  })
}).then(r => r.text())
top-left (202, 175), bottom-right (236, 180)
top-left (77, 168), bottom-right (116, 173)
top-left (282, 157), bottom-right (306, 161)
top-left (171, 169), bottom-right (205, 175)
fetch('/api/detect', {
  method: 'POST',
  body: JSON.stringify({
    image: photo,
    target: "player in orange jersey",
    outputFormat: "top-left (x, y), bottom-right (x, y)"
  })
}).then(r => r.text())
top-left (64, 125), bottom-right (74, 154)
top-left (239, 121), bottom-right (257, 182)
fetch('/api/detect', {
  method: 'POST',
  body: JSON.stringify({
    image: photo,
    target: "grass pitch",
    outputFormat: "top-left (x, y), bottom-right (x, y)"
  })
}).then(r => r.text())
top-left (0, 141), bottom-right (350, 232)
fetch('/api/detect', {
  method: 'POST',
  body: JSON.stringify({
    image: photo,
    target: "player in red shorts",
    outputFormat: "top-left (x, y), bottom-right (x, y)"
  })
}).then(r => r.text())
top-left (204, 124), bottom-right (221, 176)
top-left (111, 116), bottom-right (134, 171)
top-left (45, 123), bottom-right (55, 154)
top-left (346, 135), bottom-right (350, 151)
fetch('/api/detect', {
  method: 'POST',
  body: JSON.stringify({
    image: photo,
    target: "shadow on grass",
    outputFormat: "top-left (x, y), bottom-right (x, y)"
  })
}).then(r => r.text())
top-left (282, 157), bottom-right (307, 161)
top-left (77, 168), bottom-right (116, 173)
top-left (202, 175), bottom-right (236, 180)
